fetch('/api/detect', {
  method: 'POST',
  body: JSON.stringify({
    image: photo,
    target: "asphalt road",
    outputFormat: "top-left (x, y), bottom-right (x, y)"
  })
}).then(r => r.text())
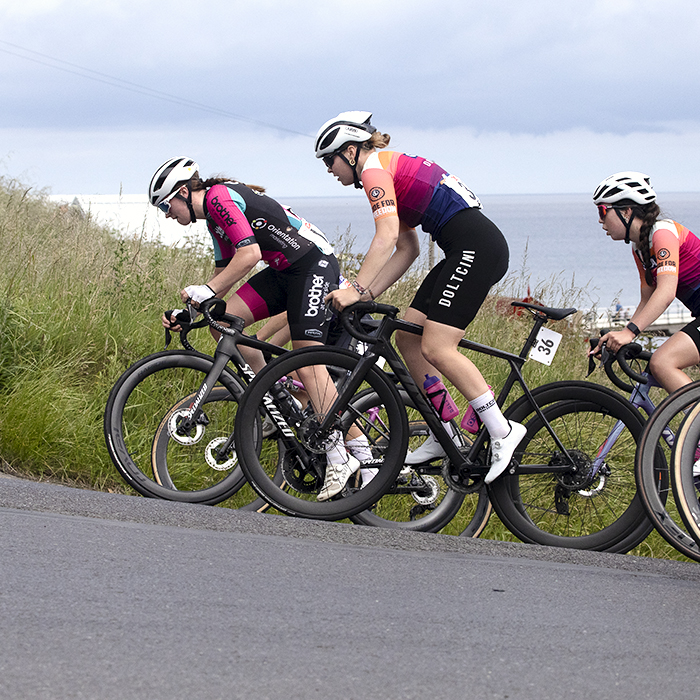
top-left (1, 473), bottom-right (698, 700)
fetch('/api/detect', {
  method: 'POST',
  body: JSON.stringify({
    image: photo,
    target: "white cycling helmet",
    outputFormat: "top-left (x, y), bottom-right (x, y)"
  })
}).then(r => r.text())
top-left (149, 156), bottom-right (199, 207)
top-left (314, 111), bottom-right (377, 159)
top-left (592, 171), bottom-right (656, 206)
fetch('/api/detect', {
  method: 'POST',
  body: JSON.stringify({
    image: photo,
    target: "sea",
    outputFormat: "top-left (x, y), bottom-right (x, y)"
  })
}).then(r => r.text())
top-left (281, 191), bottom-right (700, 311)
top-left (52, 190), bottom-right (700, 312)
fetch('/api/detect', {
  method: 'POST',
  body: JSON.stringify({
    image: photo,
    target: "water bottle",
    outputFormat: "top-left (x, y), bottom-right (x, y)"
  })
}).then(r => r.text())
top-left (423, 374), bottom-right (459, 422)
top-left (461, 386), bottom-right (494, 434)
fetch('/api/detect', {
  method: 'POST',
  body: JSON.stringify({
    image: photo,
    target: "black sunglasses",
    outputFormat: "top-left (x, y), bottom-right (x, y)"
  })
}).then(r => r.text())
top-left (322, 153), bottom-right (338, 168)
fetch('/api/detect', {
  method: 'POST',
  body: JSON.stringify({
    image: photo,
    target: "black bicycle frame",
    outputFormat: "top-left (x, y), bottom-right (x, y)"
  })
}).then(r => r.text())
top-left (318, 308), bottom-right (575, 477)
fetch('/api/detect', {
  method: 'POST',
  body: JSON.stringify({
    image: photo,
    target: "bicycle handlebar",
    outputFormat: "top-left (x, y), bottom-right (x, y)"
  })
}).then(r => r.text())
top-left (200, 297), bottom-right (245, 337)
top-left (588, 334), bottom-right (649, 392)
top-left (339, 301), bottom-right (400, 344)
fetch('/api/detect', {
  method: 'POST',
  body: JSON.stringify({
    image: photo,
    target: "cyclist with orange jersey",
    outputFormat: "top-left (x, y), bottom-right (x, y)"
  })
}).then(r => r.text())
top-left (591, 171), bottom-right (700, 393)
top-left (317, 111), bottom-right (526, 485)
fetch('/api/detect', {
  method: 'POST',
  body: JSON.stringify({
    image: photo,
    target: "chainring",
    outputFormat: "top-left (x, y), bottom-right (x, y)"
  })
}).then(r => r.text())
top-left (281, 447), bottom-right (324, 493)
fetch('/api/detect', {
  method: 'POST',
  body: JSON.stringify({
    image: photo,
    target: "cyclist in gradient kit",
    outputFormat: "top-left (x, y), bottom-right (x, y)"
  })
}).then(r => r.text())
top-left (318, 111), bottom-right (526, 485)
top-left (591, 171), bottom-right (700, 394)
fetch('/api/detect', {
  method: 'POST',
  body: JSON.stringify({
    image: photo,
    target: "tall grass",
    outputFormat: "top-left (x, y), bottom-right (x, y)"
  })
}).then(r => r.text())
top-left (0, 177), bottom-right (691, 561)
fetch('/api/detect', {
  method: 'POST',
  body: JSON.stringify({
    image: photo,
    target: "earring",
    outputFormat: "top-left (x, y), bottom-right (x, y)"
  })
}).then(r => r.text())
top-left (348, 158), bottom-right (356, 166)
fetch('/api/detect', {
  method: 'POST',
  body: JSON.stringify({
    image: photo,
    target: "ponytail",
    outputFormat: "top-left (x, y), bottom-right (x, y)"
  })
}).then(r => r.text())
top-left (636, 202), bottom-right (662, 286)
top-left (188, 173), bottom-right (266, 194)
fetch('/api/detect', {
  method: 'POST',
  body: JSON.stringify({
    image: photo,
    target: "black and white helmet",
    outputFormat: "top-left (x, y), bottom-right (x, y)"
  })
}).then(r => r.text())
top-left (592, 171), bottom-right (656, 206)
top-left (149, 157), bottom-right (199, 207)
top-left (314, 111), bottom-right (377, 159)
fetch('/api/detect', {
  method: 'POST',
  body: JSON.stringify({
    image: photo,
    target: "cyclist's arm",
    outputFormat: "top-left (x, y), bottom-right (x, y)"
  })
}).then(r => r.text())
top-left (180, 243), bottom-right (262, 302)
top-left (363, 224), bottom-right (420, 298)
top-left (353, 166), bottom-right (403, 291)
top-left (598, 276), bottom-right (676, 353)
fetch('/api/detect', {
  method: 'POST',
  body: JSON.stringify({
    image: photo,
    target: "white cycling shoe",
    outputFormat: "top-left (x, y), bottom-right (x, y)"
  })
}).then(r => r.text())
top-left (317, 455), bottom-right (360, 501)
top-left (404, 428), bottom-right (460, 466)
top-left (484, 421), bottom-right (527, 484)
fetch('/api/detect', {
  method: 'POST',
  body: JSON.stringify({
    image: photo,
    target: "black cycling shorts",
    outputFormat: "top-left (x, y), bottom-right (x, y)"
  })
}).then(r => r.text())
top-left (410, 208), bottom-right (509, 329)
top-left (236, 248), bottom-right (340, 342)
top-left (679, 318), bottom-right (700, 354)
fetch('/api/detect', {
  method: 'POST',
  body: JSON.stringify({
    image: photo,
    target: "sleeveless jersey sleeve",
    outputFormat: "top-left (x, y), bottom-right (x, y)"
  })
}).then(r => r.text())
top-left (205, 185), bottom-right (256, 248)
top-left (650, 222), bottom-right (681, 279)
top-left (361, 152), bottom-right (399, 223)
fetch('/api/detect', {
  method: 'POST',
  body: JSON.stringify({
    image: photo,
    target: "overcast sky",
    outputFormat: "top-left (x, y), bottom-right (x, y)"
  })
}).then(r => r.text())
top-left (2, 0), bottom-right (700, 198)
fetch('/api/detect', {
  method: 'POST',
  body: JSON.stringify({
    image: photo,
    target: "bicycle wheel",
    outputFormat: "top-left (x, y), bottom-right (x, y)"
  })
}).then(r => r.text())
top-left (490, 381), bottom-right (651, 551)
top-left (150, 386), bottom-right (272, 512)
top-left (348, 389), bottom-right (491, 535)
top-left (635, 383), bottom-right (700, 562)
top-left (672, 399), bottom-right (700, 547)
top-left (104, 351), bottom-right (250, 504)
top-left (234, 346), bottom-right (409, 520)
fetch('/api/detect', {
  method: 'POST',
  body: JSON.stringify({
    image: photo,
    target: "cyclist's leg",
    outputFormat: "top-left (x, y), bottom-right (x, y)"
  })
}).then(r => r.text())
top-left (227, 274), bottom-right (284, 373)
top-left (286, 252), bottom-right (360, 499)
top-left (649, 323), bottom-right (700, 393)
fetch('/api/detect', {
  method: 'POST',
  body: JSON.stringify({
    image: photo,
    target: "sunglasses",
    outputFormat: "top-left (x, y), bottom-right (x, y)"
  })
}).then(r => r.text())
top-left (158, 190), bottom-right (181, 214)
top-left (597, 204), bottom-right (615, 219)
top-left (322, 152), bottom-right (338, 168)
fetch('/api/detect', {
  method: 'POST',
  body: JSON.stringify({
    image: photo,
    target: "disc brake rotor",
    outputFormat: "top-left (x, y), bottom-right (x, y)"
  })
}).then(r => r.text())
top-left (299, 413), bottom-right (340, 454)
top-left (205, 436), bottom-right (237, 471)
top-left (410, 474), bottom-right (440, 506)
top-left (168, 409), bottom-right (205, 445)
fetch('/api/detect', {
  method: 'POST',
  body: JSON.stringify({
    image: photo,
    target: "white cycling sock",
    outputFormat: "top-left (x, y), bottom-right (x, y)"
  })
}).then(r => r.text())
top-left (326, 432), bottom-right (351, 467)
top-left (346, 436), bottom-right (373, 462)
top-left (470, 390), bottom-right (510, 439)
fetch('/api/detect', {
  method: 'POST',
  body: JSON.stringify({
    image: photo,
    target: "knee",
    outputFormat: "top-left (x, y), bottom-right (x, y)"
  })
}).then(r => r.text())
top-left (420, 338), bottom-right (450, 370)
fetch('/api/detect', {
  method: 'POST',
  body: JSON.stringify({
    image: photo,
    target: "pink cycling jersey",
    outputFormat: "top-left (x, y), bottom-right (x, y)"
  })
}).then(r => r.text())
top-left (203, 183), bottom-right (332, 270)
top-left (360, 151), bottom-right (482, 241)
top-left (633, 219), bottom-right (700, 315)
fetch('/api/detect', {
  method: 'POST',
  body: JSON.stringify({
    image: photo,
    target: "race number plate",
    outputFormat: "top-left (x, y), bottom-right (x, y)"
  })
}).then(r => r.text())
top-left (528, 327), bottom-right (562, 366)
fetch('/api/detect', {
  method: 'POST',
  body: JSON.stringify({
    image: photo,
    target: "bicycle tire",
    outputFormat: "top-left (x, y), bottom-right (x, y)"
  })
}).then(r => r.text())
top-left (490, 381), bottom-right (652, 551)
top-left (104, 351), bottom-right (251, 504)
top-left (234, 346), bottom-right (409, 520)
top-left (635, 382), bottom-right (700, 562)
top-left (347, 389), bottom-right (491, 535)
top-left (672, 399), bottom-right (700, 548)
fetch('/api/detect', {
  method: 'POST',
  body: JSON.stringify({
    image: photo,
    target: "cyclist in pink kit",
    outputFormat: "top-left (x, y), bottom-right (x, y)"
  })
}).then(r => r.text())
top-left (591, 171), bottom-right (700, 394)
top-left (317, 112), bottom-right (526, 484)
top-left (149, 157), bottom-right (365, 500)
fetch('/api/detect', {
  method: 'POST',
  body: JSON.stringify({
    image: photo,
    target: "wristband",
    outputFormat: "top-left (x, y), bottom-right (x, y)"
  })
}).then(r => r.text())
top-left (350, 279), bottom-right (366, 295)
top-left (626, 322), bottom-right (641, 337)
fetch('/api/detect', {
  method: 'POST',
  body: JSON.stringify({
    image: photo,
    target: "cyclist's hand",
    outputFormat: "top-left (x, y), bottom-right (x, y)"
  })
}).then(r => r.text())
top-left (162, 308), bottom-right (188, 331)
top-left (325, 285), bottom-right (360, 312)
top-left (181, 284), bottom-right (215, 305)
top-left (592, 329), bottom-right (635, 355)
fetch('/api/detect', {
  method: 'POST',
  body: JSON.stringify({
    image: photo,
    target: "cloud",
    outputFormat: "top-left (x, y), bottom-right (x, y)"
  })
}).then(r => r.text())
top-left (3, 0), bottom-right (700, 134)
top-left (3, 121), bottom-right (700, 196)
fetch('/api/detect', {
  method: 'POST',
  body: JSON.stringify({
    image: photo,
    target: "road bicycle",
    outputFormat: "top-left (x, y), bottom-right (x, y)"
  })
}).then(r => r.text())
top-left (104, 300), bottom-right (289, 507)
top-left (234, 300), bottom-right (654, 551)
top-left (585, 338), bottom-right (700, 558)
top-left (103, 300), bottom-right (477, 526)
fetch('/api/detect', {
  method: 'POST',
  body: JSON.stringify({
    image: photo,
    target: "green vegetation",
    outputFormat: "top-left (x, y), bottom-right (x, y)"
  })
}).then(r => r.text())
top-left (0, 177), bottom-right (692, 561)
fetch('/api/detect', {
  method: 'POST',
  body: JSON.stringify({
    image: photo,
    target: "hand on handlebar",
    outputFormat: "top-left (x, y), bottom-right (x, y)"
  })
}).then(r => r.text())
top-left (325, 285), bottom-right (361, 312)
top-left (181, 284), bottom-right (216, 306)
top-left (590, 328), bottom-right (637, 355)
